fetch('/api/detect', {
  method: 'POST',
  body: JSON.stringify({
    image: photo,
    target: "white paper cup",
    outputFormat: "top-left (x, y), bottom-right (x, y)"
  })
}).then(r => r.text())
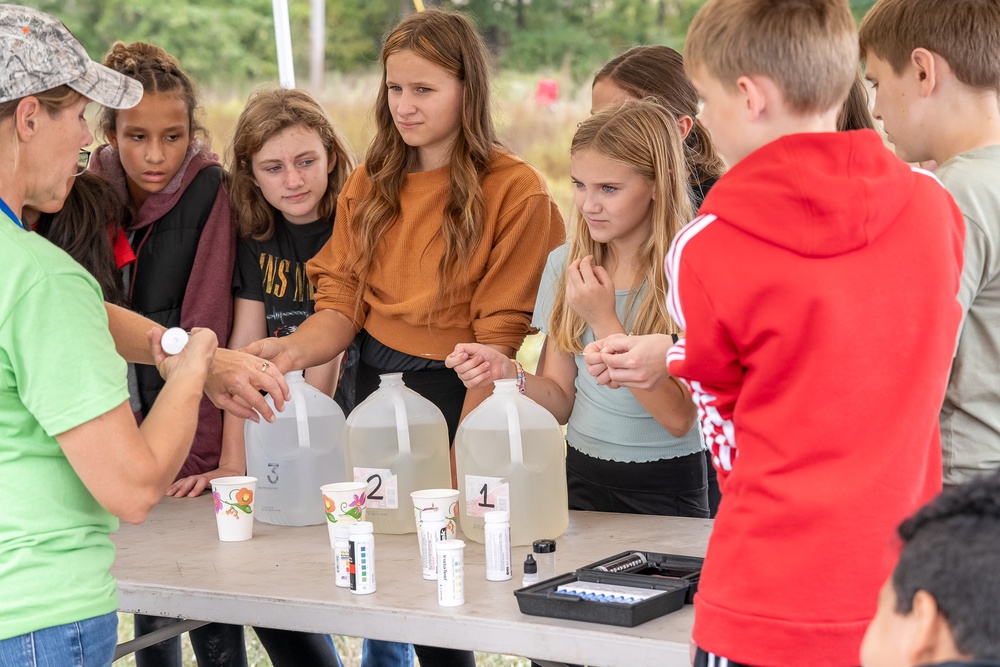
top-left (410, 488), bottom-right (460, 536)
top-left (321, 481), bottom-right (369, 547)
top-left (211, 476), bottom-right (256, 542)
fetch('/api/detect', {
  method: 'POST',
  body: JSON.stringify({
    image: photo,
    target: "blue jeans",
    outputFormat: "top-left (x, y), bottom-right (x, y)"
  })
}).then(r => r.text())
top-left (0, 612), bottom-right (117, 667)
top-left (361, 639), bottom-right (414, 667)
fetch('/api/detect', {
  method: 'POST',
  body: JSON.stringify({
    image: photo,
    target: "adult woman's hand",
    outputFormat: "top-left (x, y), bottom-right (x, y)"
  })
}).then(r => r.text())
top-left (151, 327), bottom-right (217, 379)
top-left (153, 329), bottom-right (288, 423)
top-left (205, 347), bottom-right (289, 422)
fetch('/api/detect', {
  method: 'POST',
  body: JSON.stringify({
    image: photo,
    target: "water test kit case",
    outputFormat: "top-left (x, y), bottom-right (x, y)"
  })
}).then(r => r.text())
top-left (513, 551), bottom-right (704, 627)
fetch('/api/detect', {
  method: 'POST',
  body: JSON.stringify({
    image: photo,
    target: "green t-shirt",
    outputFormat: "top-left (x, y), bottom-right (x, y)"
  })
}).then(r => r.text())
top-left (0, 214), bottom-right (129, 639)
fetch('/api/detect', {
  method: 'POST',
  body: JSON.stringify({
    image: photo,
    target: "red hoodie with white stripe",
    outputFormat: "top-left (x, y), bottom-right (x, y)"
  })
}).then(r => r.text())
top-left (666, 130), bottom-right (964, 666)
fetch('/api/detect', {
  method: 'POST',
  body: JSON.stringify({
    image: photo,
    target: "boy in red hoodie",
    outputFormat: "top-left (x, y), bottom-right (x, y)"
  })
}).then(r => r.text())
top-left (666, 1), bottom-right (965, 665)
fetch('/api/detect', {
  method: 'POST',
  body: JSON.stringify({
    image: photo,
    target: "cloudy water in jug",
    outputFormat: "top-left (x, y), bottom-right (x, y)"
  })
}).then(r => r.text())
top-left (347, 422), bottom-right (451, 534)
top-left (456, 379), bottom-right (568, 546)
top-left (246, 373), bottom-right (347, 526)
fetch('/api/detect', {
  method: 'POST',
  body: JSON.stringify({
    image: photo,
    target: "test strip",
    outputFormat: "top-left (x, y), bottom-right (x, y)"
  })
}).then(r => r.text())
top-left (554, 581), bottom-right (666, 602)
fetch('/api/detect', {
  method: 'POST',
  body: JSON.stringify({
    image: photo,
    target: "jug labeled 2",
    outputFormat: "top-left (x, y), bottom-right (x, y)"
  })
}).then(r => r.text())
top-left (344, 373), bottom-right (451, 534)
top-left (456, 379), bottom-right (568, 545)
top-left (245, 372), bottom-right (347, 526)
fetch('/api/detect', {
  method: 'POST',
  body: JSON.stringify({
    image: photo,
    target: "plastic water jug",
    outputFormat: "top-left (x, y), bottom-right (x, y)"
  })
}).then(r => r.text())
top-left (344, 373), bottom-right (451, 534)
top-left (245, 372), bottom-right (347, 526)
top-left (455, 379), bottom-right (568, 546)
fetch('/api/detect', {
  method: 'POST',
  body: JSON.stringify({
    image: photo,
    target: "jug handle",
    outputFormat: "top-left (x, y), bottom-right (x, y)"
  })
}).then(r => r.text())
top-left (506, 399), bottom-right (524, 466)
top-left (393, 391), bottom-right (411, 455)
top-left (292, 381), bottom-right (311, 450)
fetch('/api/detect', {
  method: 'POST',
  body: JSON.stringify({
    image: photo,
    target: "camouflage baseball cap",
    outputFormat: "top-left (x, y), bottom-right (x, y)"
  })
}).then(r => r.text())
top-left (0, 4), bottom-right (142, 108)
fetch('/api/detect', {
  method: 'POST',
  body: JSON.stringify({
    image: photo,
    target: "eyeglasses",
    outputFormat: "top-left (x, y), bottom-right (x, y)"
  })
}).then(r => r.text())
top-left (75, 149), bottom-right (91, 176)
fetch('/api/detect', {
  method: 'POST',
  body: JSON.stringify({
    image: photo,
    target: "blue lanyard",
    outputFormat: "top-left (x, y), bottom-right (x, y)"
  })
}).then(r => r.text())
top-left (0, 195), bottom-right (24, 230)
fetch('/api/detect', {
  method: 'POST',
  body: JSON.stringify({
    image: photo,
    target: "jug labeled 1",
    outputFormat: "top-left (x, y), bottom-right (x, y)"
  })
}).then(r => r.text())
top-left (343, 373), bottom-right (451, 534)
top-left (245, 372), bottom-right (347, 526)
top-left (455, 379), bottom-right (568, 546)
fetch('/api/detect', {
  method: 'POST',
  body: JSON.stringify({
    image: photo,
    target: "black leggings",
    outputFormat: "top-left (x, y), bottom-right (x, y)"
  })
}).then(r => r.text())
top-left (705, 448), bottom-right (721, 517)
top-left (133, 615), bottom-right (340, 667)
top-left (134, 616), bottom-right (246, 667)
top-left (566, 446), bottom-right (710, 518)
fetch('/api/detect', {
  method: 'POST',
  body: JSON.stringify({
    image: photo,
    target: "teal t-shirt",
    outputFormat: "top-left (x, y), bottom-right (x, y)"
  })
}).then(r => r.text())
top-left (532, 244), bottom-right (703, 463)
top-left (0, 214), bottom-right (129, 639)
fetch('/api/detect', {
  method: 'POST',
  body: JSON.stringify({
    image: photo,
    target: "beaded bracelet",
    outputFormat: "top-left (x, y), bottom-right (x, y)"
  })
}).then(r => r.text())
top-left (511, 359), bottom-right (526, 393)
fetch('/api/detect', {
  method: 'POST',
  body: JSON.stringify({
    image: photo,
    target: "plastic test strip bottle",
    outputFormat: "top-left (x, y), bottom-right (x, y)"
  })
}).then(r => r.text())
top-left (437, 539), bottom-right (466, 606)
top-left (484, 510), bottom-right (511, 581)
top-left (419, 506), bottom-right (448, 580)
top-left (349, 521), bottom-right (376, 594)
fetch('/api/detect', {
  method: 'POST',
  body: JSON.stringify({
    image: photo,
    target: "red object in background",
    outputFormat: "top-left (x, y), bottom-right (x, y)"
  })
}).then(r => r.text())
top-left (112, 227), bottom-right (136, 269)
top-left (535, 78), bottom-right (558, 106)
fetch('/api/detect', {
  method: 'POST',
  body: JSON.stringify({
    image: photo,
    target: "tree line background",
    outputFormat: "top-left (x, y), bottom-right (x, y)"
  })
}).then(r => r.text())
top-left (27, 0), bottom-right (878, 87)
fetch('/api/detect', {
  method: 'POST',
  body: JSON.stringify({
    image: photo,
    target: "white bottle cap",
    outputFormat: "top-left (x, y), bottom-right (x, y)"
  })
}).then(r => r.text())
top-left (349, 521), bottom-right (374, 535)
top-left (485, 510), bottom-right (509, 523)
top-left (161, 327), bottom-right (189, 356)
top-left (333, 524), bottom-right (352, 539)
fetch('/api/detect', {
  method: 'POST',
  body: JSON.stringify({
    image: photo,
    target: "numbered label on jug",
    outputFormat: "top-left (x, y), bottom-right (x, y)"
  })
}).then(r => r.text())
top-left (464, 475), bottom-right (509, 518)
top-left (355, 467), bottom-right (398, 509)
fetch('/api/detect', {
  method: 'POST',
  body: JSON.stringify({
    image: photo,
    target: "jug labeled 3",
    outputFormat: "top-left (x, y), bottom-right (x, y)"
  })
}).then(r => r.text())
top-left (344, 373), bottom-right (451, 534)
top-left (245, 372), bottom-right (347, 526)
top-left (456, 379), bottom-right (568, 545)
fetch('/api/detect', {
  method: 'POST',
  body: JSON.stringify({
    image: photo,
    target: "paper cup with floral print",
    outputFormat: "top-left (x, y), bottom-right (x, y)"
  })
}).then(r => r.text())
top-left (320, 481), bottom-right (369, 547)
top-left (410, 488), bottom-right (460, 537)
top-left (211, 476), bottom-right (256, 542)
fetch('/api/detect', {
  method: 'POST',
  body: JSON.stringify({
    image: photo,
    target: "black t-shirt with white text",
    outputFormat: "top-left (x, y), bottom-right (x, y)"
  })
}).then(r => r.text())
top-left (233, 213), bottom-right (358, 414)
top-left (233, 214), bottom-right (331, 336)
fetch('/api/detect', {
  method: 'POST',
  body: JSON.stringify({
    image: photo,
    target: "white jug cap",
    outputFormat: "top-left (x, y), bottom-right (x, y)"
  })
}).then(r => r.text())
top-left (161, 327), bottom-right (189, 355)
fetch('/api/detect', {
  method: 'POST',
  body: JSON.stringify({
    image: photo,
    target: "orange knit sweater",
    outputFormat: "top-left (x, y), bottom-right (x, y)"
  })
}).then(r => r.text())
top-left (307, 151), bottom-right (565, 358)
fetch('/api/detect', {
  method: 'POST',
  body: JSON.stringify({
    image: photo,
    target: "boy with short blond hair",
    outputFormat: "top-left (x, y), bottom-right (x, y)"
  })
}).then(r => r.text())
top-left (667, 0), bottom-right (966, 665)
top-left (860, 0), bottom-right (1000, 488)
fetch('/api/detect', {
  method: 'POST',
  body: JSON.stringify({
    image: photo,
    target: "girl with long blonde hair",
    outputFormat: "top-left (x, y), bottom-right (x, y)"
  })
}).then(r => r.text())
top-left (449, 99), bottom-right (708, 518)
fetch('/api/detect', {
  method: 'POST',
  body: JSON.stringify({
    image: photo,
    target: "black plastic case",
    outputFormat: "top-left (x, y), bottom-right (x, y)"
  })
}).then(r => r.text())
top-left (513, 551), bottom-right (703, 627)
top-left (582, 551), bottom-right (704, 604)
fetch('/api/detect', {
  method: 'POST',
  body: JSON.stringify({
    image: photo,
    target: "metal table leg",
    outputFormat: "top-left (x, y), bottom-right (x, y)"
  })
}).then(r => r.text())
top-left (113, 619), bottom-right (210, 661)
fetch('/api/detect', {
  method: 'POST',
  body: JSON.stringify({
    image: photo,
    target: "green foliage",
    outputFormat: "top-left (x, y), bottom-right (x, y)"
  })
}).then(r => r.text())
top-left (326, 1), bottom-right (397, 71)
top-left (25, 0), bottom-right (288, 82)
top-left (850, 0), bottom-right (879, 21)
top-left (23, 0), bottom-right (882, 88)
